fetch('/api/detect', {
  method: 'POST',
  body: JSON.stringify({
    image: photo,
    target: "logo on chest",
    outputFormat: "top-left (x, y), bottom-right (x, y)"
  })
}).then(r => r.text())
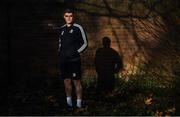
top-left (69, 29), bottom-right (73, 33)
top-left (61, 29), bottom-right (74, 36)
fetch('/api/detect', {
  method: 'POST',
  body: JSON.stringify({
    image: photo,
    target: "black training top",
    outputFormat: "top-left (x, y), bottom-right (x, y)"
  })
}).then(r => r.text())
top-left (58, 23), bottom-right (88, 62)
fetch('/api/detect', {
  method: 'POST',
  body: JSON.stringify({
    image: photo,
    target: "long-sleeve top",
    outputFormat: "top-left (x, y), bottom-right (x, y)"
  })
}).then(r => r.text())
top-left (58, 23), bottom-right (88, 62)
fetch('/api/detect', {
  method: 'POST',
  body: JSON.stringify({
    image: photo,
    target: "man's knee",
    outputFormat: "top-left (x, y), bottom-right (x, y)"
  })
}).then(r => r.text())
top-left (73, 80), bottom-right (82, 90)
top-left (64, 79), bottom-right (72, 86)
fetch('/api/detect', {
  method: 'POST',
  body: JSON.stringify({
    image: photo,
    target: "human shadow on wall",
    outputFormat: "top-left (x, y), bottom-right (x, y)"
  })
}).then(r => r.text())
top-left (94, 37), bottom-right (123, 95)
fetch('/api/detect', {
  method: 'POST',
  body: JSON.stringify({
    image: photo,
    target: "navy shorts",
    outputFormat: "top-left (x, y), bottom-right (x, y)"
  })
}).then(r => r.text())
top-left (60, 59), bottom-right (81, 80)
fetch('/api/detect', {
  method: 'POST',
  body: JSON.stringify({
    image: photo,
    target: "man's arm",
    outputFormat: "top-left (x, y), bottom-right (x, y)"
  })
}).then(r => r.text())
top-left (48, 23), bottom-right (62, 52)
top-left (47, 23), bottom-right (61, 30)
top-left (74, 23), bottom-right (88, 53)
top-left (58, 37), bottom-right (61, 52)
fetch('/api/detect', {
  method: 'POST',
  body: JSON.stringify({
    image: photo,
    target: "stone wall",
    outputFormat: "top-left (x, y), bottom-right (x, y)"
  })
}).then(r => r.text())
top-left (3, 1), bottom-right (167, 86)
top-left (74, 1), bottom-right (165, 78)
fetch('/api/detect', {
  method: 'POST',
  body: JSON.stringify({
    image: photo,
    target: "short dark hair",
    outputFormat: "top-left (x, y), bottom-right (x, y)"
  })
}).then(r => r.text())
top-left (63, 8), bottom-right (74, 14)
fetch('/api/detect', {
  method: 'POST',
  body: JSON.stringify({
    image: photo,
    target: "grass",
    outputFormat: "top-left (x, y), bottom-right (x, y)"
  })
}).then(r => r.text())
top-left (7, 74), bottom-right (176, 116)
top-left (79, 75), bottom-right (175, 116)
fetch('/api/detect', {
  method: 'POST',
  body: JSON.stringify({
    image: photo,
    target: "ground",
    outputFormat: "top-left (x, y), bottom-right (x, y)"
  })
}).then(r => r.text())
top-left (7, 77), bottom-right (176, 116)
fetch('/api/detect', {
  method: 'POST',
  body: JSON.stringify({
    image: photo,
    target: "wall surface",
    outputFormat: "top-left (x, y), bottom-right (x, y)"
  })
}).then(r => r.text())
top-left (3, 0), bottom-right (174, 87)
top-left (74, 0), bottom-right (165, 78)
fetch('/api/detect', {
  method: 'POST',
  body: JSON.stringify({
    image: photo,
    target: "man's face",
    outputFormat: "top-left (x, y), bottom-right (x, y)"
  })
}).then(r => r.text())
top-left (64, 13), bottom-right (73, 24)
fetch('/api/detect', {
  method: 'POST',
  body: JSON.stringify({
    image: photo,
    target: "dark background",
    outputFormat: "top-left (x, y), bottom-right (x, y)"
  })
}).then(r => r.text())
top-left (1, 0), bottom-right (180, 115)
top-left (1, 1), bottom-right (70, 115)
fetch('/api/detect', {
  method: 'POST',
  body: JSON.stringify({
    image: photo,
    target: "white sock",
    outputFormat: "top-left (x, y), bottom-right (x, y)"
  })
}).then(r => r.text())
top-left (76, 99), bottom-right (82, 108)
top-left (66, 97), bottom-right (72, 107)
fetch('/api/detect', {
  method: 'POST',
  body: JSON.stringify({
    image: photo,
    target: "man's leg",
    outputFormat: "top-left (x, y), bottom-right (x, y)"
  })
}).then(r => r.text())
top-left (64, 79), bottom-right (73, 107)
top-left (73, 79), bottom-right (82, 108)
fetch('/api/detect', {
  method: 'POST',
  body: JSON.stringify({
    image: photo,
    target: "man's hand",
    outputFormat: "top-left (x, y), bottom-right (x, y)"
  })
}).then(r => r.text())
top-left (47, 23), bottom-right (59, 30)
top-left (47, 23), bottom-right (54, 27)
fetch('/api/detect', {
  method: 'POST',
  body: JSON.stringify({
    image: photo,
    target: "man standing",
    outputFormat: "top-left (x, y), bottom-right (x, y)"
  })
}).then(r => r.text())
top-left (58, 9), bottom-right (87, 110)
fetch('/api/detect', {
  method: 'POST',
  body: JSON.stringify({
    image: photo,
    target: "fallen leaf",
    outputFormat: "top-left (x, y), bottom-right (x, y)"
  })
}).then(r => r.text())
top-left (144, 97), bottom-right (152, 105)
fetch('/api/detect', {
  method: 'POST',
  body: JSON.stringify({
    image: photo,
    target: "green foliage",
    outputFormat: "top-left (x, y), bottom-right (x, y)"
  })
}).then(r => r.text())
top-left (81, 77), bottom-right (97, 89)
top-left (79, 75), bottom-right (175, 116)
